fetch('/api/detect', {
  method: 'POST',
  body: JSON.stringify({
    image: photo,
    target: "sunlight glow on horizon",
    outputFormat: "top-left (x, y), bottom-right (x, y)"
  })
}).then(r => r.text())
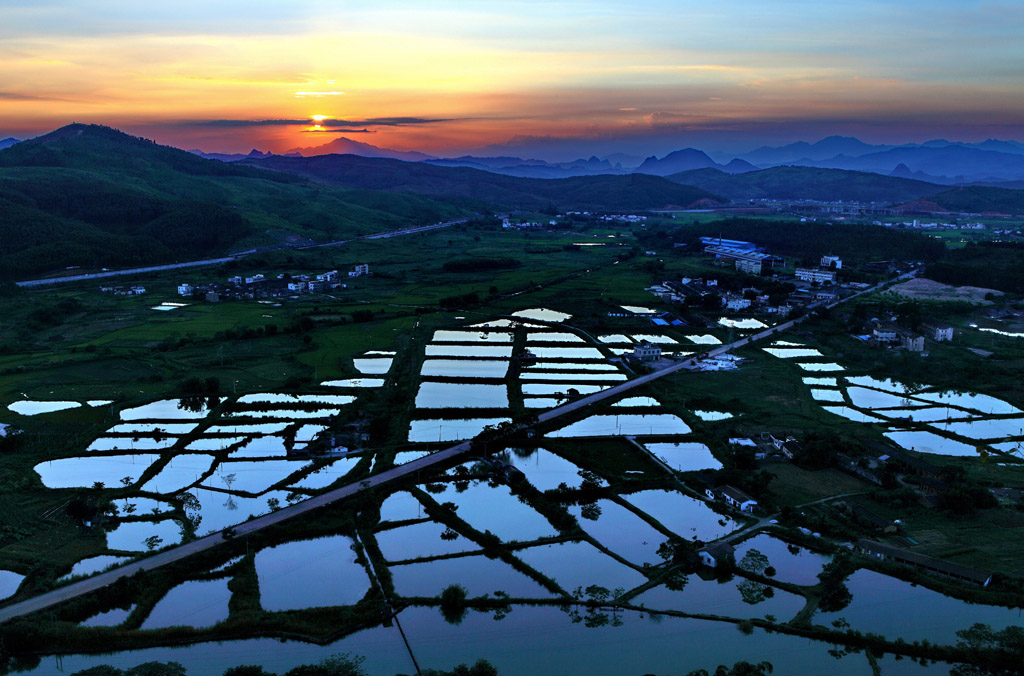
top-left (1, 1), bottom-right (1022, 157)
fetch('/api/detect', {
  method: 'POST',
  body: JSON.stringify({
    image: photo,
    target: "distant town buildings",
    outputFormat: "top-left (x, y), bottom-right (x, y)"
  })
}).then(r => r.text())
top-left (796, 268), bottom-right (837, 284)
top-left (99, 285), bottom-right (146, 296)
top-left (349, 264), bottom-right (370, 277)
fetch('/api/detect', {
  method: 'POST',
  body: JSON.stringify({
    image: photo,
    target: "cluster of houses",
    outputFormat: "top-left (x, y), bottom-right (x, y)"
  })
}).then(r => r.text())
top-left (176, 265), bottom-right (370, 302)
top-left (99, 284), bottom-right (146, 296)
top-left (869, 319), bottom-right (953, 353)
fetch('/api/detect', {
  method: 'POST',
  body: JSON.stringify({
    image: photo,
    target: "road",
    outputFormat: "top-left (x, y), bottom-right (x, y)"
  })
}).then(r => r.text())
top-left (0, 267), bottom-right (916, 623)
top-left (14, 219), bottom-right (468, 288)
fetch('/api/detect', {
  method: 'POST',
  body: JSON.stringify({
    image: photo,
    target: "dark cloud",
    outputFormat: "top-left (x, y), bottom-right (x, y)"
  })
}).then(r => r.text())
top-left (300, 128), bottom-right (376, 134)
top-left (185, 117), bottom-right (452, 128)
top-left (0, 91), bottom-right (67, 101)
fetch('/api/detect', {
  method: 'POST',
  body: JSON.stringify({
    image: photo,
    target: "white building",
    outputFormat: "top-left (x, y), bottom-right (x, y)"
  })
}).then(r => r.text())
top-left (697, 543), bottom-right (735, 569)
top-left (349, 264), bottom-right (370, 277)
top-left (725, 297), bottom-right (751, 311)
top-left (631, 342), bottom-right (662, 362)
top-left (820, 255), bottom-right (843, 269)
top-left (177, 283), bottom-right (193, 297)
top-left (720, 485), bottom-right (758, 512)
top-left (796, 268), bottom-right (837, 284)
top-left (924, 324), bottom-right (954, 342)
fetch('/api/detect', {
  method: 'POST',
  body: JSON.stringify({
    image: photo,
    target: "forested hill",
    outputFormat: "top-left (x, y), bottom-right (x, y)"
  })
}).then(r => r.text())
top-left (918, 186), bottom-right (1024, 216)
top-left (245, 154), bottom-right (724, 211)
top-left (665, 166), bottom-right (944, 203)
top-left (0, 124), bottom-right (463, 280)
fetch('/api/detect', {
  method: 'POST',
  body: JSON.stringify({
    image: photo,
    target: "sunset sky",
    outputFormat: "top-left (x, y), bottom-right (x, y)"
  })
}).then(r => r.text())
top-left (2, 1), bottom-right (1022, 159)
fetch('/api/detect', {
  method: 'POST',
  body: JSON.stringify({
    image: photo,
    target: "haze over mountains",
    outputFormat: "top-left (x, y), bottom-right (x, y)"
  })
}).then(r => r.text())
top-left (185, 133), bottom-right (1024, 185)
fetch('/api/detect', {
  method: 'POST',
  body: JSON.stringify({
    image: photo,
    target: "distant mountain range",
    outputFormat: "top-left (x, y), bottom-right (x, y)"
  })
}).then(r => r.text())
top-left (188, 132), bottom-right (1024, 184)
top-left (242, 154), bottom-right (722, 212)
top-left (0, 137), bottom-right (19, 151)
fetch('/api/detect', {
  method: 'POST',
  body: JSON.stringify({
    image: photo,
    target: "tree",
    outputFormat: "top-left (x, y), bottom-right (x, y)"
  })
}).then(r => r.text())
top-left (439, 584), bottom-right (469, 625)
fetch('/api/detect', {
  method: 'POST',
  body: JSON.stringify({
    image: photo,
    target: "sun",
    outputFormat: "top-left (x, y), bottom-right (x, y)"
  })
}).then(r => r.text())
top-left (310, 115), bottom-right (327, 129)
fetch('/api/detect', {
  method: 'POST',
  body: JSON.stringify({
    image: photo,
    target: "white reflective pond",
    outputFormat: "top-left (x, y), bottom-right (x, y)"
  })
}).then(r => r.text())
top-left (229, 436), bottom-right (289, 458)
top-left (141, 579), bottom-right (231, 630)
top-left (390, 555), bottom-right (553, 598)
top-left (523, 398), bottom-right (563, 408)
top-left (415, 382), bottom-right (509, 409)
top-left (810, 389), bottom-right (845, 403)
top-left (796, 363), bottom-right (844, 372)
top-left (225, 408), bottom-right (341, 419)
top-left (568, 500), bottom-right (665, 566)
top-left (236, 394), bottom-right (354, 406)
top-left (548, 414), bottom-right (690, 437)
top-left (693, 410), bottom-right (733, 421)
top-left (507, 448), bottom-right (599, 491)
top-left (205, 422), bottom-right (290, 435)
top-left (427, 482), bottom-right (556, 543)
top-left (621, 305), bottom-right (656, 315)
top-left (522, 383), bottom-right (609, 396)
top-left (512, 308), bottom-right (571, 322)
top-left (105, 519), bottom-right (182, 551)
top-left (425, 345), bottom-right (513, 358)
top-left (645, 442), bottom-right (723, 472)
top-left (0, 570), bottom-right (24, 601)
top-left (87, 437), bottom-right (179, 452)
top-left (354, 357), bottom-right (394, 375)
top-left (35, 454), bottom-right (161, 489)
top-left (7, 400), bottom-right (81, 416)
top-left (520, 372), bottom-right (626, 382)
top-left (376, 521), bottom-right (481, 562)
top-left (516, 540), bottom-right (648, 593)
top-left (763, 348), bottom-right (824, 358)
top-left (120, 399), bottom-right (218, 420)
top-left (289, 458), bottom-right (361, 490)
top-left (622, 489), bottom-right (740, 542)
top-left (598, 335), bottom-right (634, 344)
top-left (719, 317), bottom-right (768, 329)
top-left (526, 362), bottom-right (619, 371)
top-left (321, 378), bottom-right (384, 388)
top-left (185, 437), bottom-right (248, 452)
top-left (108, 423), bottom-right (200, 435)
top-left (884, 430), bottom-right (980, 457)
top-left (526, 332), bottom-right (585, 343)
top-left (847, 387), bottom-right (919, 410)
top-left (60, 555), bottom-right (131, 581)
top-left (822, 406), bottom-right (884, 423)
top-left (256, 536), bottom-right (369, 610)
top-left (613, 396), bottom-right (660, 407)
top-left (186, 487), bottom-right (292, 534)
top-left (686, 335), bottom-right (722, 345)
top-left (912, 391), bottom-right (1021, 416)
top-left (932, 418), bottom-right (1024, 441)
top-left (140, 455), bottom-right (217, 494)
top-left (527, 347), bottom-right (606, 359)
top-left (203, 460), bottom-right (310, 494)
top-left (432, 330), bottom-right (513, 343)
top-left (420, 359), bottom-right (509, 379)
top-left (631, 334), bottom-right (678, 345)
top-left (408, 418), bottom-right (511, 443)
top-left (802, 377), bottom-right (838, 387)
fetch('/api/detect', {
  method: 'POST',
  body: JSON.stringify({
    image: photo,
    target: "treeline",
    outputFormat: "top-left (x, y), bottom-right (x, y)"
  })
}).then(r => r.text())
top-left (0, 186), bottom-right (251, 280)
top-left (926, 241), bottom-right (1024, 294)
top-left (442, 257), bottom-right (521, 273)
top-left (644, 218), bottom-right (947, 264)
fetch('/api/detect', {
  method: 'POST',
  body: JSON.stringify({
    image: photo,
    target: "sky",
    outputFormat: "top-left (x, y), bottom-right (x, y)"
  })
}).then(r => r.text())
top-left (1, 0), bottom-right (1023, 160)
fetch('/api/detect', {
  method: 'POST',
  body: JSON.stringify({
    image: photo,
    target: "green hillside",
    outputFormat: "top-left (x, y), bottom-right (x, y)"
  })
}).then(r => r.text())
top-left (665, 165), bottom-right (943, 203)
top-left (924, 186), bottom-right (1024, 215)
top-left (0, 125), bottom-right (463, 279)
top-left (247, 154), bottom-right (723, 211)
